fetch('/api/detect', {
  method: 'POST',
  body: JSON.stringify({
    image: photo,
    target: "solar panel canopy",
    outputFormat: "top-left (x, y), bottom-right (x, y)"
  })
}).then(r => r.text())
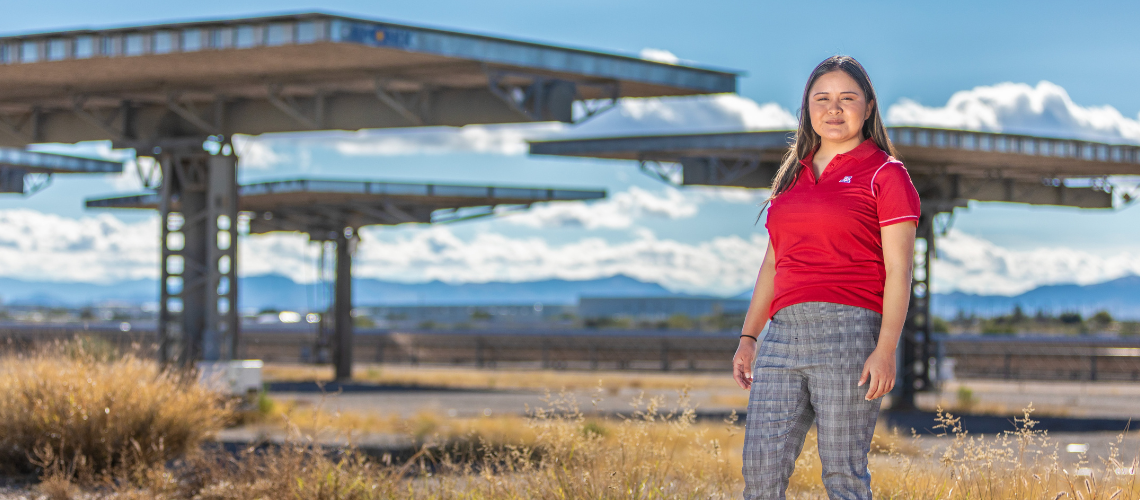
top-left (530, 127), bottom-right (1140, 210)
top-left (0, 147), bottom-right (122, 193)
top-left (87, 178), bottom-right (606, 240)
top-left (0, 13), bottom-right (739, 148)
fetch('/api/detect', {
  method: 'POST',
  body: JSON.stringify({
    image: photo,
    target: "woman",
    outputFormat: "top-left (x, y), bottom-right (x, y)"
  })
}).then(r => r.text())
top-left (732, 56), bottom-right (920, 500)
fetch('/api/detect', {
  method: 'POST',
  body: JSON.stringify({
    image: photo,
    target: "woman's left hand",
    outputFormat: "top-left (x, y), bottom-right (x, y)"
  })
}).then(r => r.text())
top-left (858, 347), bottom-right (896, 400)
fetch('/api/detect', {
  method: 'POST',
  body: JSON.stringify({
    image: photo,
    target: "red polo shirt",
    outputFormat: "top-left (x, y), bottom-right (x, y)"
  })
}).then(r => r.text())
top-left (764, 138), bottom-right (921, 316)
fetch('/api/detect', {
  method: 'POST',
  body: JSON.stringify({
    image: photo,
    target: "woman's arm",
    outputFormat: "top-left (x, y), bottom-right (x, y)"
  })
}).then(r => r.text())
top-left (859, 221), bottom-right (917, 400)
top-left (733, 240), bottom-right (777, 390)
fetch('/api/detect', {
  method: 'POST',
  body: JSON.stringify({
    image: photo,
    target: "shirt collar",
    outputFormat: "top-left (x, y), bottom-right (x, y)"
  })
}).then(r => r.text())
top-left (799, 137), bottom-right (881, 169)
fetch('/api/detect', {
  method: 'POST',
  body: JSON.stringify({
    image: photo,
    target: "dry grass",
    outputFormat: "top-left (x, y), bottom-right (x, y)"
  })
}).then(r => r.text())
top-left (6, 349), bottom-right (1140, 499)
top-left (864, 406), bottom-right (1140, 499)
top-left (111, 392), bottom-right (1140, 499)
top-left (261, 389), bottom-right (913, 457)
top-left (126, 390), bottom-right (747, 499)
top-left (268, 399), bottom-right (539, 443)
top-left (0, 342), bottom-right (231, 481)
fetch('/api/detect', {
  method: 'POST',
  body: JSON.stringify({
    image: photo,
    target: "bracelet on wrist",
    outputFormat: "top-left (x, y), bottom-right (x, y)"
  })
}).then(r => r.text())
top-left (739, 334), bottom-right (758, 341)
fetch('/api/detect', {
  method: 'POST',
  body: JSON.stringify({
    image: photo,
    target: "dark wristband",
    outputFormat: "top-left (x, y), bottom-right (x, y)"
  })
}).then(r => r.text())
top-left (739, 334), bottom-right (758, 341)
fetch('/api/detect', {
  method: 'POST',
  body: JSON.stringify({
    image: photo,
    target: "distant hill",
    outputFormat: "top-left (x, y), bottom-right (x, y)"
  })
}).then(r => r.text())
top-left (0, 274), bottom-right (679, 312)
top-left (243, 273), bottom-right (678, 311)
top-left (932, 274), bottom-right (1140, 320)
top-left (2, 273), bottom-right (1137, 319)
top-left (0, 277), bottom-right (156, 307)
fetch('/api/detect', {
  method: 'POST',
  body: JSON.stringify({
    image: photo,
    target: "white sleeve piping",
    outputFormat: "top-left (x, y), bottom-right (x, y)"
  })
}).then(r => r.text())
top-left (870, 160), bottom-right (903, 197)
top-left (879, 215), bottom-right (919, 225)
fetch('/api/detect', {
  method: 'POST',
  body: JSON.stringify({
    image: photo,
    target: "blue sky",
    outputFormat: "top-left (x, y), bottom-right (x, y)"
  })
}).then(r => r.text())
top-left (0, 0), bottom-right (1137, 297)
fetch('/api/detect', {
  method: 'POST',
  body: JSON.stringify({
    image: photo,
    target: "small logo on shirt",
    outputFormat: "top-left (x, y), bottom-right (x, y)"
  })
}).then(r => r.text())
top-left (839, 176), bottom-right (853, 183)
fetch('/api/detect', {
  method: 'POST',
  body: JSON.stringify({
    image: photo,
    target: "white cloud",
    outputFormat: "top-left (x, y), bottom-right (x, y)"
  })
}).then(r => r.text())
top-left (639, 48), bottom-right (680, 64)
top-left (501, 185), bottom-right (763, 230)
top-left (886, 81), bottom-right (1140, 144)
top-left (238, 232), bottom-right (323, 282)
top-left (347, 227), bottom-right (768, 295)
top-left (1, 206), bottom-right (1137, 298)
top-left (231, 228), bottom-right (771, 295)
top-left (233, 134), bottom-right (289, 169)
top-left (0, 209), bottom-right (157, 283)
top-left (934, 229), bottom-right (1140, 295)
top-left (569, 94), bottom-right (797, 137)
top-left (332, 123), bottom-right (563, 157)
top-left (502, 186), bottom-right (698, 229)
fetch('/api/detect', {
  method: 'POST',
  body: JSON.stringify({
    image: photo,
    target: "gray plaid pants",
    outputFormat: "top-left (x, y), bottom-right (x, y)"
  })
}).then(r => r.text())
top-left (742, 302), bottom-right (883, 500)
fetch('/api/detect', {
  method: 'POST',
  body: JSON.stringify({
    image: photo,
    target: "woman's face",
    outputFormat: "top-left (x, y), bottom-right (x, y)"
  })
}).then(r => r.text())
top-left (807, 70), bottom-right (873, 145)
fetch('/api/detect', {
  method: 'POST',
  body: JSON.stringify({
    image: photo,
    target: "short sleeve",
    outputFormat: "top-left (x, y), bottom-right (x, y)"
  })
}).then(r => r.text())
top-left (871, 161), bottom-right (921, 227)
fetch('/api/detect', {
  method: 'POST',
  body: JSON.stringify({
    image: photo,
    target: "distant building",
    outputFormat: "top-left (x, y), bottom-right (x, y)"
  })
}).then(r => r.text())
top-left (578, 296), bottom-right (749, 320)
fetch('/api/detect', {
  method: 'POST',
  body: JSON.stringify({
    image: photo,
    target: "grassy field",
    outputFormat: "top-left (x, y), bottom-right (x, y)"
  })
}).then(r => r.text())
top-left (4, 346), bottom-right (1140, 499)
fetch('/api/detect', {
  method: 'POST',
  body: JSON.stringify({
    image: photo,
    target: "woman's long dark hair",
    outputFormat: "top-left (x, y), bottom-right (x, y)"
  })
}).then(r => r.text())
top-left (759, 56), bottom-right (895, 216)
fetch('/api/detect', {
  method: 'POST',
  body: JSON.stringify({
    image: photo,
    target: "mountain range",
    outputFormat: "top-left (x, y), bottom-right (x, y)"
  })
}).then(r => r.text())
top-left (0, 273), bottom-right (1137, 320)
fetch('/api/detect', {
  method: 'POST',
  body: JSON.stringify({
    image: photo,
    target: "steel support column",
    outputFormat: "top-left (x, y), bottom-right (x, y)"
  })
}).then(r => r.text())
top-left (332, 228), bottom-right (354, 380)
top-left (157, 148), bottom-right (239, 364)
top-left (894, 212), bottom-right (935, 410)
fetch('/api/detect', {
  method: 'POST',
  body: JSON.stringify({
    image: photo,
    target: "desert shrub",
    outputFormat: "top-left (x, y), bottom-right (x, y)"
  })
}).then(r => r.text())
top-left (0, 342), bottom-right (231, 480)
top-left (135, 444), bottom-right (403, 500)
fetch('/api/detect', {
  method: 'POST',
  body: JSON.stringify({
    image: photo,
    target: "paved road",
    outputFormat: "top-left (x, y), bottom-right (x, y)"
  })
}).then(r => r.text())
top-left (265, 378), bottom-right (1140, 423)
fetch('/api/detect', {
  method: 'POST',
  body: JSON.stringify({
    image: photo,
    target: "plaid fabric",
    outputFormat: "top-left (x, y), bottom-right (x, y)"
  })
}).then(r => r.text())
top-left (742, 302), bottom-right (883, 500)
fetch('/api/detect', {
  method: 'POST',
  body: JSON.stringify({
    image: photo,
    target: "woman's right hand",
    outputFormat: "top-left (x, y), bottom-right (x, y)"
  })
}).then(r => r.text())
top-left (732, 338), bottom-right (757, 390)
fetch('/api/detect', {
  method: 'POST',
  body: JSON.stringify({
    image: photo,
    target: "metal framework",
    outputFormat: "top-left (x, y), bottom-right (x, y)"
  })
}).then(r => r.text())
top-left (529, 126), bottom-right (1140, 409)
top-left (88, 178), bottom-right (605, 378)
top-left (2, 12), bottom-right (738, 366)
top-left (0, 12), bottom-right (738, 148)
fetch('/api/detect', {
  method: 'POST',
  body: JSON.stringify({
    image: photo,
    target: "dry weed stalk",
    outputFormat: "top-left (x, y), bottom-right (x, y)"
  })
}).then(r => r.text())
top-left (862, 404), bottom-right (1140, 500)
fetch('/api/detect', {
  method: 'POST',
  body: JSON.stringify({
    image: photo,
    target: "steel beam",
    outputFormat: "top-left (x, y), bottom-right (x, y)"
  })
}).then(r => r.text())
top-left (893, 212), bottom-right (935, 410)
top-left (157, 147), bottom-right (239, 365)
top-left (332, 228), bottom-right (354, 380)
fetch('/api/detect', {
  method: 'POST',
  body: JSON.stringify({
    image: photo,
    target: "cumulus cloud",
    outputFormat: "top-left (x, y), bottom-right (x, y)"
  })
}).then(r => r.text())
top-left (238, 228), bottom-right (767, 295)
top-left (0, 209), bottom-right (158, 283)
top-left (332, 122), bottom-right (563, 156)
top-left (502, 186), bottom-right (697, 229)
top-left (934, 229), bottom-right (1140, 295)
top-left (233, 134), bottom-right (289, 169)
top-left (569, 94), bottom-right (797, 137)
top-left (348, 227), bottom-right (769, 295)
top-left (639, 48), bottom-right (680, 64)
top-left (3, 206), bottom-right (1138, 298)
top-left (886, 81), bottom-right (1140, 144)
top-left (501, 186), bottom-right (763, 230)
